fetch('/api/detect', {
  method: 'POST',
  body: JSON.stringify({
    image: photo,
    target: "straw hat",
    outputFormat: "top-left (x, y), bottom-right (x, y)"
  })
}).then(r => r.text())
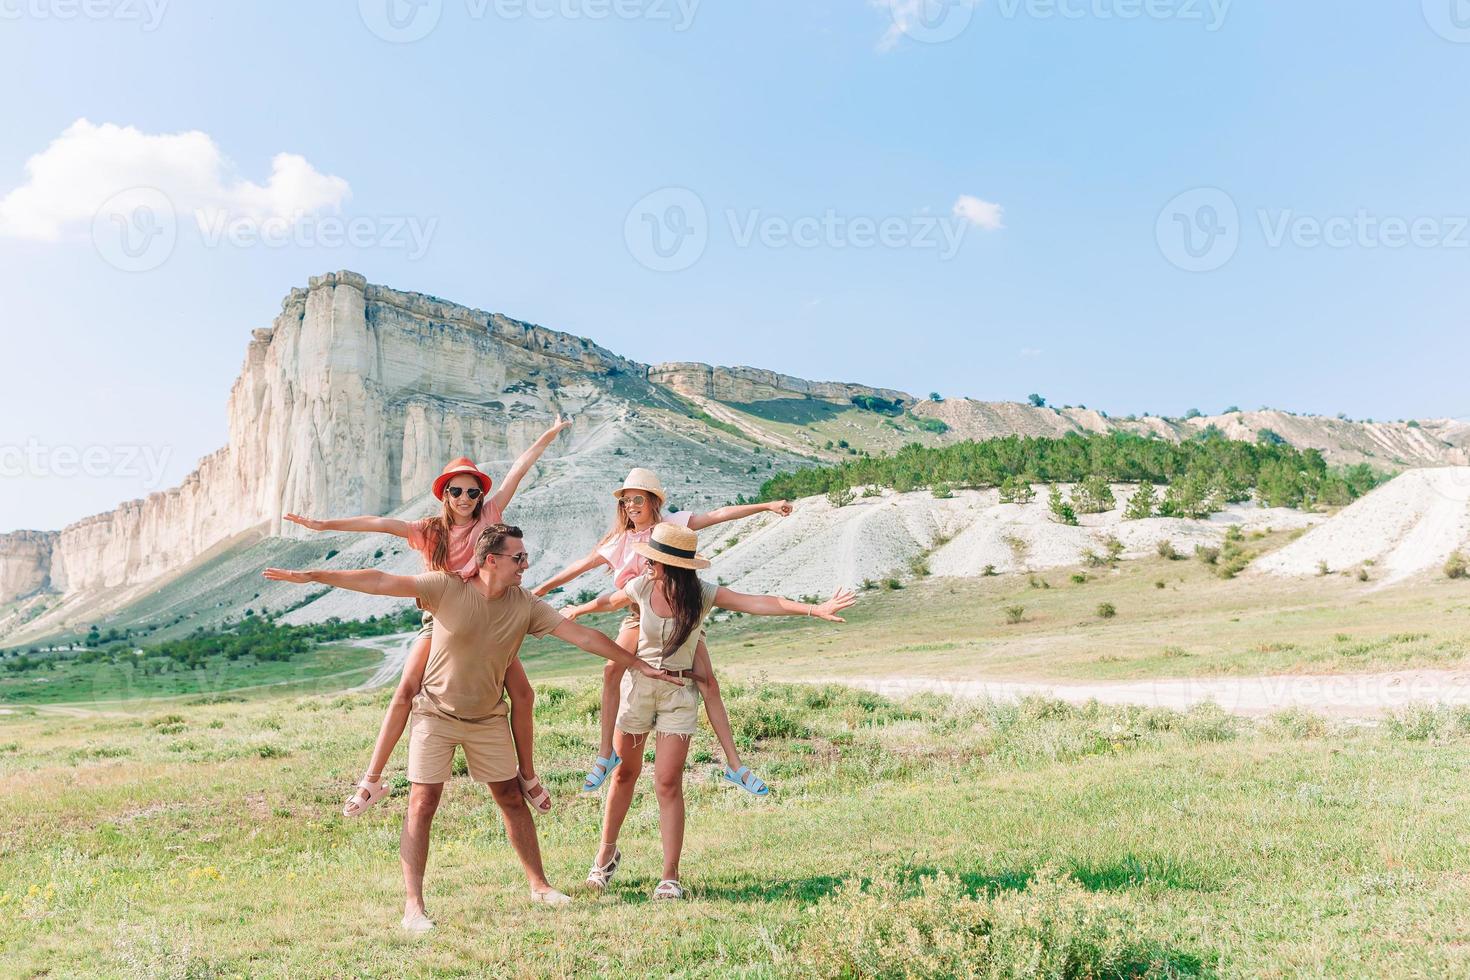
top-left (432, 457), bottom-right (493, 500)
top-left (613, 467), bottom-right (666, 503)
top-left (632, 522), bottom-right (711, 570)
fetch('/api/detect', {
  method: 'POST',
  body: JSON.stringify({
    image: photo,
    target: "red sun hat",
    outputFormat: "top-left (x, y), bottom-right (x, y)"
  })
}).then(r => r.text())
top-left (432, 457), bottom-right (493, 500)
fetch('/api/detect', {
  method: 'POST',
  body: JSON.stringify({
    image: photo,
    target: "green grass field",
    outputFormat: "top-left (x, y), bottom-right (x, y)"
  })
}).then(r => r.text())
top-left (0, 643), bottom-right (383, 707)
top-left (5, 678), bottom-right (1470, 977)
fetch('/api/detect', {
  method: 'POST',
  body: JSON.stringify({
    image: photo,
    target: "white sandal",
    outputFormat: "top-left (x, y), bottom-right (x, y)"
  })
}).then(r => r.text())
top-left (652, 879), bottom-right (685, 901)
top-left (343, 775), bottom-right (390, 818)
top-left (401, 911), bottom-right (434, 932)
top-left (530, 887), bottom-right (572, 906)
top-left (586, 845), bottom-right (621, 890)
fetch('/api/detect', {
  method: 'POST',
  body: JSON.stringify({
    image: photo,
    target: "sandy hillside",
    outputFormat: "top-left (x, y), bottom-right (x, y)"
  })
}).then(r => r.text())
top-left (699, 485), bottom-right (1319, 597)
top-left (1252, 467), bottom-right (1470, 585)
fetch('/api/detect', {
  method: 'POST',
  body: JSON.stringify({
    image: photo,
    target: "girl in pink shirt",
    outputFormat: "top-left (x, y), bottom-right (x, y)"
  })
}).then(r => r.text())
top-left (285, 415), bottom-right (570, 817)
top-left (533, 467), bottom-right (791, 795)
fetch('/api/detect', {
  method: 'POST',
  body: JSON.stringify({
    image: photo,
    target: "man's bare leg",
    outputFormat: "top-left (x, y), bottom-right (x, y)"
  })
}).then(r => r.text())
top-left (486, 778), bottom-right (554, 894)
top-left (401, 781), bottom-right (444, 920)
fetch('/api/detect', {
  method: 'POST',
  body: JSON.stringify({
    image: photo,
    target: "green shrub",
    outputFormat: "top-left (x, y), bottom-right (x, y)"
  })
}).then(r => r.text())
top-left (998, 475), bottom-right (1035, 505)
top-left (733, 703), bottom-right (812, 741)
top-left (1048, 485), bottom-right (1078, 526)
top-left (1195, 545), bottom-right (1220, 565)
top-left (799, 869), bottom-right (1170, 980)
top-left (1096, 602), bottom-right (1117, 619)
top-left (931, 481), bottom-right (953, 499)
top-left (827, 486), bottom-right (856, 508)
top-left (1004, 605), bottom-right (1026, 625)
top-left (1073, 474), bottom-right (1116, 514)
top-left (1446, 552), bottom-right (1468, 580)
top-left (1156, 540), bottom-right (1180, 561)
top-left (916, 416), bottom-right (950, 435)
top-left (1123, 481), bottom-right (1158, 520)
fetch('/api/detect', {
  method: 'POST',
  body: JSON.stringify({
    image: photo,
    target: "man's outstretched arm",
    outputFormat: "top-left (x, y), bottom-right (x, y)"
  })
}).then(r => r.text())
top-left (549, 620), bottom-right (686, 686)
top-left (262, 568), bottom-right (420, 598)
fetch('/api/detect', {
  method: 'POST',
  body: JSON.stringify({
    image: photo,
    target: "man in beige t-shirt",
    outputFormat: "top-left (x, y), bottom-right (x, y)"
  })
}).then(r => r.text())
top-left (265, 523), bottom-right (681, 931)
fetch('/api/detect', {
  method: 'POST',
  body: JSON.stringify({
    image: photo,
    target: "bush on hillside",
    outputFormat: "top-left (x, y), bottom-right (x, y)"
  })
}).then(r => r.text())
top-left (1447, 552), bottom-right (1468, 580)
top-left (1073, 474), bottom-right (1116, 514)
top-left (1124, 481), bottom-right (1158, 520)
top-left (1048, 485), bottom-right (1078, 526)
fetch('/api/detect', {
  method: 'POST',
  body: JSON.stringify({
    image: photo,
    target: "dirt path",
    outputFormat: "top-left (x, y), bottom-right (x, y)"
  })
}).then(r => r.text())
top-left (827, 669), bottom-right (1470, 718)
top-left (350, 632), bottom-right (417, 690)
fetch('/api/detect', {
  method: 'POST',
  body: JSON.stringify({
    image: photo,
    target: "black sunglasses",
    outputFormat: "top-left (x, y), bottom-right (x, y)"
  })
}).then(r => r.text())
top-left (488, 551), bottom-right (530, 566)
top-left (446, 486), bottom-right (482, 500)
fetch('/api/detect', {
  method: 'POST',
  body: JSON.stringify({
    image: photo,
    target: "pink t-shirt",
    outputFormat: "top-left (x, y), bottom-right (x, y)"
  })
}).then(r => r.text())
top-left (596, 511), bottom-right (694, 589)
top-left (407, 499), bottom-right (506, 580)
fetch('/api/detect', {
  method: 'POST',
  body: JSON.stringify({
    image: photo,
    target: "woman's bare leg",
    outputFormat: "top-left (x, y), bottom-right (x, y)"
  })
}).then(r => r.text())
top-left (595, 624), bottom-right (638, 760)
top-left (653, 732), bottom-right (691, 882)
top-left (594, 729), bottom-right (645, 867)
top-left (353, 632), bottom-right (430, 806)
top-left (504, 658), bottom-right (537, 781)
top-left (693, 639), bottom-right (743, 772)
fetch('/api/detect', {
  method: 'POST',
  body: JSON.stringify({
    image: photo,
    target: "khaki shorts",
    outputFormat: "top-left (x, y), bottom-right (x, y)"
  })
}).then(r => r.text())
top-left (406, 694), bottom-right (516, 784)
top-left (616, 669), bottom-right (701, 736)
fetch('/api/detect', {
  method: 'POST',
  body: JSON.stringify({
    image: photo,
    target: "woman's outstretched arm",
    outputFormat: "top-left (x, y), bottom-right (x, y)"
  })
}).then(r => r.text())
top-left (488, 414), bottom-right (572, 515)
top-left (686, 499), bottom-right (792, 532)
top-left (561, 589), bottom-right (631, 620)
top-left (712, 586), bottom-right (855, 622)
top-left (283, 514), bottom-right (414, 538)
top-left (262, 567), bottom-right (420, 598)
top-left (531, 550), bottom-right (605, 597)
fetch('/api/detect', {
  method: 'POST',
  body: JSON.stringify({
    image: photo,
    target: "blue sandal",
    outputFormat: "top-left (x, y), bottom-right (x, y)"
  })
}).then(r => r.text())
top-left (581, 751), bottom-right (622, 793)
top-left (721, 765), bottom-right (770, 797)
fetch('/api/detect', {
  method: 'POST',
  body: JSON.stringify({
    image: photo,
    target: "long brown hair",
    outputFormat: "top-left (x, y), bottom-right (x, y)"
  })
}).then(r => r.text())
top-left (652, 561), bottom-right (706, 660)
top-left (419, 494), bottom-right (484, 571)
top-left (598, 493), bottom-right (664, 546)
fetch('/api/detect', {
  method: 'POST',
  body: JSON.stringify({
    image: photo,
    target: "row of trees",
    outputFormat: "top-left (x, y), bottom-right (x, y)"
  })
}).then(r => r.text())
top-left (2, 606), bottom-right (422, 675)
top-left (758, 431), bottom-right (1384, 513)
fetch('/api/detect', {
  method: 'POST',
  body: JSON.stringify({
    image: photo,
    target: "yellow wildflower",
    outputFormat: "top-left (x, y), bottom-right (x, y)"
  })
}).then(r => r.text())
top-left (27, 884), bottom-right (39, 897)
top-left (0, 893), bottom-right (11, 906)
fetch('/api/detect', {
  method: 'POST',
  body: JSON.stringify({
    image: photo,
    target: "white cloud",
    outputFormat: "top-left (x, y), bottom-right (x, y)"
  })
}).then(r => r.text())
top-left (872, 0), bottom-right (980, 52)
top-left (1019, 347), bottom-right (1042, 358)
top-left (953, 194), bottom-right (1005, 231)
top-left (0, 119), bottom-right (350, 241)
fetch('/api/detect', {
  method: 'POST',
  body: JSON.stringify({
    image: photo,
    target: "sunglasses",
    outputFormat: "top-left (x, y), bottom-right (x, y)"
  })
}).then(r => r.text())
top-left (488, 551), bottom-right (530, 566)
top-left (621, 493), bottom-right (649, 507)
top-left (446, 486), bottom-right (482, 500)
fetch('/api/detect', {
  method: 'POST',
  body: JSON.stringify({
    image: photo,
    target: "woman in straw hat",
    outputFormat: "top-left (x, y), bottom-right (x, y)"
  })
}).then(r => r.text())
top-left (284, 415), bottom-right (571, 817)
top-left (584, 521), bottom-right (854, 900)
top-left (533, 468), bottom-right (792, 795)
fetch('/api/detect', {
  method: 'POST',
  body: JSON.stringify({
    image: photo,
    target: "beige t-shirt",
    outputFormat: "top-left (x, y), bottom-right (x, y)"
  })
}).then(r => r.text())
top-left (412, 572), bottom-right (564, 722)
top-left (622, 573), bottom-right (719, 671)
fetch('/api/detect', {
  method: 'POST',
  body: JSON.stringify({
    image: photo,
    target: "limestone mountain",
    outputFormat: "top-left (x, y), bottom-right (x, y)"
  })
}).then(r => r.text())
top-left (2, 270), bottom-right (1465, 645)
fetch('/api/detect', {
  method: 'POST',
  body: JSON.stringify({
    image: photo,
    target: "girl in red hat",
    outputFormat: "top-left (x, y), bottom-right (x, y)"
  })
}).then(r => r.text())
top-left (285, 415), bottom-right (571, 817)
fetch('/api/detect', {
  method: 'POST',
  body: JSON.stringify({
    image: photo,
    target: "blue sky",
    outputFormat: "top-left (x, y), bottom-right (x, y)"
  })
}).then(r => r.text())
top-left (2, 0), bottom-right (1469, 531)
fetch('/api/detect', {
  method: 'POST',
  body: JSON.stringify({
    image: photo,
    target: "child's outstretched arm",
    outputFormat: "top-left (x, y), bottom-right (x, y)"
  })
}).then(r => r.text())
top-left (488, 414), bottom-right (572, 515)
top-left (263, 567), bottom-right (420, 598)
top-left (686, 499), bottom-right (792, 531)
top-left (283, 513), bottom-right (414, 538)
top-left (713, 586), bottom-right (855, 621)
top-left (561, 590), bottom-right (631, 621)
top-left (531, 549), bottom-right (605, 597)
